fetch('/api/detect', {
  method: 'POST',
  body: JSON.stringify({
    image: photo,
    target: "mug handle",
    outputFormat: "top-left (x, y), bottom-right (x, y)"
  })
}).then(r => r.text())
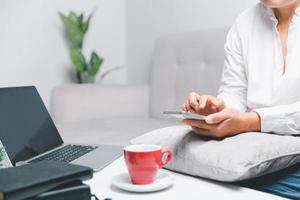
top-left (159, 149), bottom-right (173, 168)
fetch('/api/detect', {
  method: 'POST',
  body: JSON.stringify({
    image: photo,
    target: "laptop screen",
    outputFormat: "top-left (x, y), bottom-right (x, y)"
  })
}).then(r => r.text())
top-left (0, 86), bottom-right (63, 165)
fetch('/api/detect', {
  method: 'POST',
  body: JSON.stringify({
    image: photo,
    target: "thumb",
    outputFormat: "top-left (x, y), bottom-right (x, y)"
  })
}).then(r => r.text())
top-left (210, 98), bottom-right (225, 111)
top-left (205, 110), bottom-right (229, 124)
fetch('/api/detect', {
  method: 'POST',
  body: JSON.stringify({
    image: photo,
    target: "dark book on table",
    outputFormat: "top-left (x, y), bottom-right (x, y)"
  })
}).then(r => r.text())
top-left (30, 180), bottom-right (91, 200)
top-left (0, 161), bottom-right (93, 200)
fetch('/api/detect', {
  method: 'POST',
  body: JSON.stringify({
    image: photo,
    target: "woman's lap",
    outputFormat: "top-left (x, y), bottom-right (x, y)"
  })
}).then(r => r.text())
top-left (235, 163), bottom-right (300, 200)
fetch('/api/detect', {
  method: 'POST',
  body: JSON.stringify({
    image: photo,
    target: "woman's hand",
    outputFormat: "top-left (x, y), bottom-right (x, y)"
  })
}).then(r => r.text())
top-left (181, 92), bottom-right (225, 116)
top-left (182, 108), bottom-right (261, 139)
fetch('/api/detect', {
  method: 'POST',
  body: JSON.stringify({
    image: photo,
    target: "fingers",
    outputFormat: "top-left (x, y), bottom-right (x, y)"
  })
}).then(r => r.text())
top-left (205, 109), bottom-right (230, 124)
top-left (185, 99), bottom-right (192, 112)
top-left (181, 102), bottom-right (187, 112)
top-left (188, 92), bottom-right (200, 112)
top-left (182, 93), bottom-right (225, 115)
top-left (199, 95), bottom-right (224, 111)
top-left (210, 98), bottom-right (225, 111)
top-left (182, 92), bottom-right (200, 113)
top-left (198, 95), bottom-right (222, 115)
top-left (182, 99), bottom-right (192, 112)
top-left (182, 119), bottom-right (216, 130)
top-left (209, 105), bottom-right (218, 114)
top-left (199, 95), bottom-right (208, 109)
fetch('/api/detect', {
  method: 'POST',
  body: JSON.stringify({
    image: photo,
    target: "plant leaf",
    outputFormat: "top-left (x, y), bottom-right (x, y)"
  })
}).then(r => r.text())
top-left (69, 11), bottom-right (79, 26)
top-left (88, 51), bottom-right (103, 76)
top-left (78, 13), bottom-right (84, 28)
top-left (70, 48), bottom-right (87, 72)
top-left (66, 24), bottom-right (83, 49)
top-left (59, 11), bottom-right (84, 48)
top-left (58, 12), bottom-right (68, 25)
top-left (82, 13), bottom-right (93, 33)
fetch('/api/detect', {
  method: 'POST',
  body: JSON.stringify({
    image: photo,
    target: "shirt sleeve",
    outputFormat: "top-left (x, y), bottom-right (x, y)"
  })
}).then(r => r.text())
top-left (254, 103), bottom-right (300, 135)
top-left (217, 21), bottom-right (248, 112)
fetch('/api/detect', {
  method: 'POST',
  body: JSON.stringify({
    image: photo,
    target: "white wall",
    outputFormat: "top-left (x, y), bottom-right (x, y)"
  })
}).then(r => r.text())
top-left (0, 0), bottom-right (259, 106)
top-left (0, 0), bottom-right (127, 107)
top-left (126, 0), bottom-right (258, 84)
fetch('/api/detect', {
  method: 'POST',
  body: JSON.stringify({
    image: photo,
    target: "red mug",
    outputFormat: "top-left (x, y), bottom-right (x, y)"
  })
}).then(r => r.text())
top-left (124, 144), bottom-right (173, 185)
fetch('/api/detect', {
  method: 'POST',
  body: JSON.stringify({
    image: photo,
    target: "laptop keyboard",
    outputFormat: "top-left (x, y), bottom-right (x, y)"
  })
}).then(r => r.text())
top-left (30, 145), bottom-right (98, 163)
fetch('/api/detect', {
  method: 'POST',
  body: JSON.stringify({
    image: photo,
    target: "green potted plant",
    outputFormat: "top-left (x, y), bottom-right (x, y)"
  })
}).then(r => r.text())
top-left (59, 11), bottom-right (104, 83)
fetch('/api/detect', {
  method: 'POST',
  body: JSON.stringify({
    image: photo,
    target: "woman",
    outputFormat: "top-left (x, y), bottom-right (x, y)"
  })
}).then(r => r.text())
top-left (182, 0), bottom-right (300, 199)
top-left (183, 0), bottom-right (300, 138)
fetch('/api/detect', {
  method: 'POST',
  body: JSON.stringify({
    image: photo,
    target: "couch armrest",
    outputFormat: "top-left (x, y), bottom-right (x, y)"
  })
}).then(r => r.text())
top-left (51, 84), bottom-right (150, 123)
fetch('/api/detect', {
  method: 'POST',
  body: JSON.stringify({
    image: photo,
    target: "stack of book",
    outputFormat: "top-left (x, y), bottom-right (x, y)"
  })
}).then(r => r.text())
top-left (0, 161), bottom-right (94, 200)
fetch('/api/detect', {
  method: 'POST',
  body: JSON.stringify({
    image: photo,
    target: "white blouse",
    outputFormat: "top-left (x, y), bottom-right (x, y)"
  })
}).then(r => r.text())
top-left (218, 3), bottom-right (300, 135)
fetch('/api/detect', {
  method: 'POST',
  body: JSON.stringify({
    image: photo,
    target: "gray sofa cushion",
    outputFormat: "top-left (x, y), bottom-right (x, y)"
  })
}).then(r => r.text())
top-left (150, 27), bottom-right (229, 119)
top-left (131, 126), bottom-right (300, 182)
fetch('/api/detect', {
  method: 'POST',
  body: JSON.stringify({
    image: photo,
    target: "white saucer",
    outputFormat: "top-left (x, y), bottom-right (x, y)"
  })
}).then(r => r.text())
top-left (111, 171), bottom-right (174, 193)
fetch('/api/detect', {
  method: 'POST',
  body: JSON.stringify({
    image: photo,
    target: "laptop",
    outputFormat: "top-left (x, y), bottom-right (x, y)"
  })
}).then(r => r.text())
top-left (0, 86), bottom-right (123, 171)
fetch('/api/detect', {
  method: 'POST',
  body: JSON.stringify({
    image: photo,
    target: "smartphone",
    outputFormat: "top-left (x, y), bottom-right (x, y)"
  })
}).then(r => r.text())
top-left (163, 111), bottom-right (206, 120)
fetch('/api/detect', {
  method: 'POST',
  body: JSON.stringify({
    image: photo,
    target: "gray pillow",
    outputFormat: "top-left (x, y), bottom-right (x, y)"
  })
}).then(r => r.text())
top-left (130, 125), bottom-right (300, 182)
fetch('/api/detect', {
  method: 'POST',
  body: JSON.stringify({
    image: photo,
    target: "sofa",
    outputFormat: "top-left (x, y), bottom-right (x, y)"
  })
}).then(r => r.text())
top-left (51, 27), bottom-right (229, 146)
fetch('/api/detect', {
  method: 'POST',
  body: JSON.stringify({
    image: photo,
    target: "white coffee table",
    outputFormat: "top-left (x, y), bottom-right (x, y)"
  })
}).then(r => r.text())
top-left (87, 157), bottom-right (286, 200)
